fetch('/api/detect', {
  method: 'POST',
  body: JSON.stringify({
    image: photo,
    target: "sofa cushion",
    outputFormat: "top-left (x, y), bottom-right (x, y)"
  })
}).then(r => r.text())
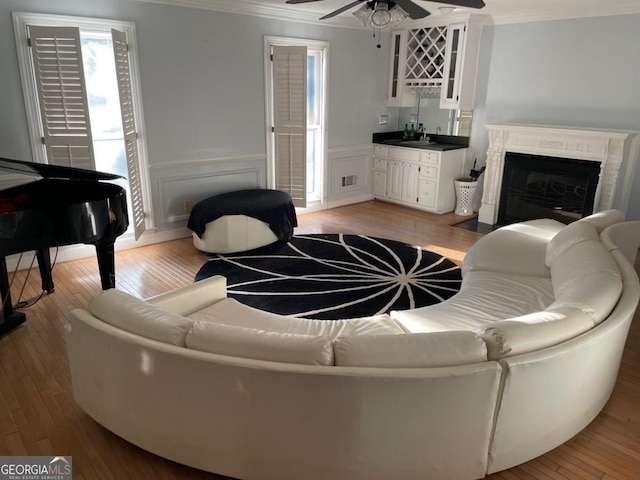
top-left (391, 271), bottom-right (554, 333)
top-left (580, 209), bottom-right (624, 233)
top-left (88, 289), bottom-right (193, 346)
top-left (550, 239), bottom-right (622, 323)
top-left (545, 220), bottom-right (599, 267)
top-left (186, 321), bottom-right (334, 366)
top-left (473, 307), bottom-right (594, 360)
top-left (187, 298), bottom-right (404, 339)
top-left (333, 331), bottom-right (487, 367)
top-left (462, 219), bottom-right (564, 278)
top-left (548, 271), bottom-right (622, 324)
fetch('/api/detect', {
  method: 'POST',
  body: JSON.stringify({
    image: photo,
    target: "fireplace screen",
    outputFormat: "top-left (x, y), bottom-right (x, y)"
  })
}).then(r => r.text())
top-left (498, 152), bottom-right (601, 225)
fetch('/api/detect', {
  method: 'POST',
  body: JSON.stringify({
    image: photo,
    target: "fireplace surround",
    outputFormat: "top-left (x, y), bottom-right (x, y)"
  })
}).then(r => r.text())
top-left (479, 124), bottom-right (632, 225)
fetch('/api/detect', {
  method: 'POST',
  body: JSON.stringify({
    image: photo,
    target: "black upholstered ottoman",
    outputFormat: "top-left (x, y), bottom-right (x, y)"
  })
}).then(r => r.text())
top-left (187, 189), bottom-right (297, 253)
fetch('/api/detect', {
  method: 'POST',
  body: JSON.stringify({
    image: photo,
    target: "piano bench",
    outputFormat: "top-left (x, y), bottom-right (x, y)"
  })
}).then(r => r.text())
top-left (192, 215), bottom-right (279, 254)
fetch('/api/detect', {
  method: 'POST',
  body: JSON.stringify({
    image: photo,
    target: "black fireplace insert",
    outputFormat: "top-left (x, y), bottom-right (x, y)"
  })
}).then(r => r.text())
top-left (498, 152), bottom-right (601, 225)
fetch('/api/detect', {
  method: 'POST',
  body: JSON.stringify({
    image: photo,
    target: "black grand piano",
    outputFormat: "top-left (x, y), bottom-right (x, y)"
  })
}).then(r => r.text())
top-left (0, 157), bottom-right (129, 335)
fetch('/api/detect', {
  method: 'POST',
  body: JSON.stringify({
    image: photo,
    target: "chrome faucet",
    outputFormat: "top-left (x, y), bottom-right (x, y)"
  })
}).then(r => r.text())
top-left (436, 126), bottom-right (442, 134)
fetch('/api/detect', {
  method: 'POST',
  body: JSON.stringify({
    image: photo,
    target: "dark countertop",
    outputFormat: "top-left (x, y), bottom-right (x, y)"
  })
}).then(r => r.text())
top-left (372, 131), bottom-right (469, 152)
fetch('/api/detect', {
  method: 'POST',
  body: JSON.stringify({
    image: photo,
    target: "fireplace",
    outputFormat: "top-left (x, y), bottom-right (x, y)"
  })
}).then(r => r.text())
top-left (498, 152), bottom-right (600, 225)
top-left (478, 124), bottom-right (632, 225)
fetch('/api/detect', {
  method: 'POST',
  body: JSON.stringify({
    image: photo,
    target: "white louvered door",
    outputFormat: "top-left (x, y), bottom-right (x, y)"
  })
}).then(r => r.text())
top-left (272, 45), bottom-right (307, 208)
top-left (112, 29), bottom-right (145, 240)
top-left (28, 25), bottom-right (95, 170)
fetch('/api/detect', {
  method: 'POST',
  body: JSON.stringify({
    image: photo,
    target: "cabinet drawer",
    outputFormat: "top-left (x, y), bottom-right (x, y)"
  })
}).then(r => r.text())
top-left (420, 151), bottom-right (440, 165)
top-left (419, 165), bottom-right (438, 179)
top-left (374, 145), bottom-right (389, 158)
top-left (389, 147), bottom-right (420, 162)
top-left (373, 158), bottom-right (387, 171)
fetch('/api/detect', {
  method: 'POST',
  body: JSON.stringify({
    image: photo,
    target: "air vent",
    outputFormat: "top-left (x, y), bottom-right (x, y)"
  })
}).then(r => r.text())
top-left (341, 174), bottom-right (357, 188)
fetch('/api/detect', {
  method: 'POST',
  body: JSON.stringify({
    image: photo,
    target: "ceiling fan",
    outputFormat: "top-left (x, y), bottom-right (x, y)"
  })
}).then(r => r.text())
top-left (285, 0), bottom-right (486, 21)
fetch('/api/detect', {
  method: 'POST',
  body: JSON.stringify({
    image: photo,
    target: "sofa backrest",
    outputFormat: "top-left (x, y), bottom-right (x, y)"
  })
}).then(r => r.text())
top-left (578, 209), bottom-right (624, 233)
top-left (600, 220), bottom-right (640, 266)
top-left (547, 215), bottom-right (622, 325)
top-left (474, 306), bottom-right (594, 359)
top-left (88, 289), bottom-right (194, 346)
top-left (333, 331), bottom-right (487, 368)
top-left (186, 321), bottom-right (335, 366)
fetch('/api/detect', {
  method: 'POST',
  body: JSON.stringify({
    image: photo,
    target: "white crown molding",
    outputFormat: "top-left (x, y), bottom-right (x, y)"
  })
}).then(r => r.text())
top-left (135, 0), bottom-right (640, 27)
top-left (489, 2), bottom-right (640, 25)
top-left (134, 0), bottom-right (362, 29)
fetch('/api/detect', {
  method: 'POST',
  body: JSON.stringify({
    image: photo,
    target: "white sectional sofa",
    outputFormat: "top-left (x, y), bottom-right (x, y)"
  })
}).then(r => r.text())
top-left (65, 210), bottom-right (640, 480)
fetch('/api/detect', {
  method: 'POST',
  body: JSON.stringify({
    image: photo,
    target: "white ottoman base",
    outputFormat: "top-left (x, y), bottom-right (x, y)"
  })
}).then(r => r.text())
top-left (192, 214), bottom-right (280, 254)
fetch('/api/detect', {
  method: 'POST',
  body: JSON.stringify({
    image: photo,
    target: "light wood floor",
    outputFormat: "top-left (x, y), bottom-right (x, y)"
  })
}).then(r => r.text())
top-left (0, 200), bottom-right (638, 479)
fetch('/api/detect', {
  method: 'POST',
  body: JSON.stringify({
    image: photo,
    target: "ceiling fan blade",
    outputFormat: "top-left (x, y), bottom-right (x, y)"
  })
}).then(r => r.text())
top-left (286, 0), bottom-right (323, 4)
top-left (319, 0), bottom-right (366, 20)
top-left (394, 0), bottom-right (430, 19)
top-left (431, 0), bottom-right (486, 8)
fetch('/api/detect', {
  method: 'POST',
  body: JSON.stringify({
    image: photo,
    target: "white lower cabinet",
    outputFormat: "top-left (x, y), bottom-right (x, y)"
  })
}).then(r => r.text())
top-left (401, 162), bottom-right (420, 204)
top-left (372, 170), bottom-right (387, 197)
top-left (372, 145), bottom-right (466, 214)
top-left (418, 178), bottom-right (437, 209)
top-left (387, 161), bottom-right (404, 200)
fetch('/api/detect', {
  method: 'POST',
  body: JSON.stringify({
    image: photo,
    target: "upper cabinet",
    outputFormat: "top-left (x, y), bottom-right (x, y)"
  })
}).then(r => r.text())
top-left (387, 30), bottom-right (413, 107)
top-left (405, 26), bottom-right (448, 87)
top-left (387, 15), bottom-right (485, 110)
top-left (440, 17), bottom-right (483, 110)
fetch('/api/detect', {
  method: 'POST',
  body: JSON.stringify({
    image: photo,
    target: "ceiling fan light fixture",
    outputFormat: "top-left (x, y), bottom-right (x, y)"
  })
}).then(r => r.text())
top-left (370, 2), bottom-right (392, 28)
top-left (352, 3), bottom-right (371, 26)
top-left (438, 6), bottom-right (456, 15)
top-left (389, 4), bottom-right (409, 27)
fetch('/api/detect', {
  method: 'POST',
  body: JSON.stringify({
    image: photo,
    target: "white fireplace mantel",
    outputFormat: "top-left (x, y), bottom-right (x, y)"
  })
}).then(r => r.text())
top-left (478, 124), bottom-right (631, 225)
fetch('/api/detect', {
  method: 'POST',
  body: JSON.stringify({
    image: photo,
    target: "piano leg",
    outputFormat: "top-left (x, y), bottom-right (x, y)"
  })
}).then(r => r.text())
top-left (95, 242), bottom-right (116, 290)
top-left (0, 256), bottom-right (27, 335)
top-left (36, 248), bottom-right (55, 293)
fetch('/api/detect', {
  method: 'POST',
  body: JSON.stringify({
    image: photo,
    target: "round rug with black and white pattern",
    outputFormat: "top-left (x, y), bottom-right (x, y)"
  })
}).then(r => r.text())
top-left (194, 234), bottom-right (462, 320)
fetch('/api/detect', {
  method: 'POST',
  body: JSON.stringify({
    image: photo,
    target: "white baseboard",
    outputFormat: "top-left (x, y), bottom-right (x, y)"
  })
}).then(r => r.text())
top-left (327, 194), bottom-right (375, 209)
top-left (5, 227), bottom-right (192, 273)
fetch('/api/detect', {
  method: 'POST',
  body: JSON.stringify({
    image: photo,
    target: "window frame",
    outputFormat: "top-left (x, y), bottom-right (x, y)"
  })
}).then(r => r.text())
top-left (12, 11), bottom-right (154, 230)
top-left (263, 36), bottom-right (329, 209)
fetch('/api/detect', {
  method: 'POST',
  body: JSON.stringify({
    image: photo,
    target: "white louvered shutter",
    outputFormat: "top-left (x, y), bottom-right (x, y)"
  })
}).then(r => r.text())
top-left (28, 25), bottom-right (95, 170)
top-left (272, 45), bottom-right (307, 208)
top-left (112, 29), bottom-right (146, 241)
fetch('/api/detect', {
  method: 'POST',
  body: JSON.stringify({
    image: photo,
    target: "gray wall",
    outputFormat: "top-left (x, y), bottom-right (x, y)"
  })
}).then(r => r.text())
top-left (470, 14), bottom-right (640, 219)
top-left (0, 0), bottom-right (391, 164)
top-left (4, 2), bottom-right (638, 222)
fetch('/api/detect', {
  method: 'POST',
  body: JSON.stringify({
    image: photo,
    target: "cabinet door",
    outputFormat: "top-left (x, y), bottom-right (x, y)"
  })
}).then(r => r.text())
top-left (372, 170), bottom-right (387, 197)
top-left (401, 162), bottom-right (420, 204)
top-left (387, 161), bottom-right (404, 200)
top-left (387, 31), bottom-right (413, 107)
top-left (440, 23), bottom-right (466, 109)
top-left (418, 178), bottom-right (437, 209)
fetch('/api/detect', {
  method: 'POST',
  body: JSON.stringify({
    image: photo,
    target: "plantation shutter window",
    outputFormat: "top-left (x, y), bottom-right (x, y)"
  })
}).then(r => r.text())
top-left (28, 25), bottom-right (95, 170)
top-left (272, 45), bottom-right (307, 208)
top-left (112, 29), bottom-right (146, 240)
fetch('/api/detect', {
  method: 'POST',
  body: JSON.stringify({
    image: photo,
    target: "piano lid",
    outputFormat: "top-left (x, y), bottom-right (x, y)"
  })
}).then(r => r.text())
top-left (0, 157), bottom-right (125, 182)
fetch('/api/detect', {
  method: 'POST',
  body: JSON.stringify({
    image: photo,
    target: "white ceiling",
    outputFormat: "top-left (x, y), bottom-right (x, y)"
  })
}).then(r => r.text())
top-left (138, 0), bottom-right (640, 26)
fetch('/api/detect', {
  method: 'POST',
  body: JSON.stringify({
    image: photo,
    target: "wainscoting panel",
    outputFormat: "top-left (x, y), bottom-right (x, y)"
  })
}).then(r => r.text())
top-left (328, 144), bottom-right (374, 202)
top-left (150, 156), bottom-right (267, 225)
